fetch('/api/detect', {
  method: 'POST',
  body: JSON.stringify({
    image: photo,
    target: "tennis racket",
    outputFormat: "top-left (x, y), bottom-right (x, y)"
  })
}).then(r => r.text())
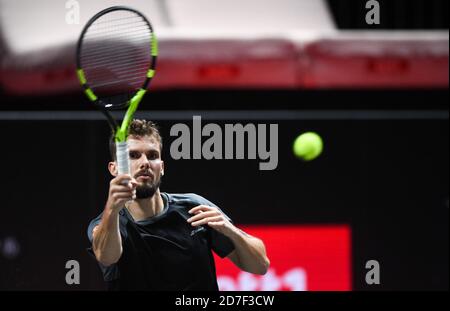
top-left (76, 6), bottom-right (157, 176)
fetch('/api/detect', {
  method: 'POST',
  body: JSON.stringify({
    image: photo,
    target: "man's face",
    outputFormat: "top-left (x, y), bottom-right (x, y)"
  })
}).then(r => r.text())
top-left (122, 135), bottom-right (164, 199)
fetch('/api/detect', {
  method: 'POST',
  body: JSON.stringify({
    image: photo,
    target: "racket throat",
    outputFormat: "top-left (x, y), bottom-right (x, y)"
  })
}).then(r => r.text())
top-left (121, 89), bottom-right (147, 132)
top-left (115, 126), bottom-right (128, 143)
top-left (115, 87), bottom-right (147, 142)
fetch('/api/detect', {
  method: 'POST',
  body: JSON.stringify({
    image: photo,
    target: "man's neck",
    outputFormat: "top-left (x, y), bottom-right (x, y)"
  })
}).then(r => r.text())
top-left (126, 190), bottom-right (164, 222)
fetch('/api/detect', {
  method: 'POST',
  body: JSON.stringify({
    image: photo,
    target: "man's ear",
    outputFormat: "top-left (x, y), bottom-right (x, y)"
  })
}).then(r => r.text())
top-left (108, 161), bottom-right (118, 177)
top-left (161, 160), bottom-right (165, 176)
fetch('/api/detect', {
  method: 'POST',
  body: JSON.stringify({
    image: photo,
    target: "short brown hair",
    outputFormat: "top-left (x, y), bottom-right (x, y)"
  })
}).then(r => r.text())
top-left (109, 119), bottom-right (163, 160)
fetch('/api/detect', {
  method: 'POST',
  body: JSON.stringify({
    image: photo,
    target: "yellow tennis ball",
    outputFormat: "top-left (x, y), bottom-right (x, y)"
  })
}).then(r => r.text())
top-left (293, 132), bottom-right (323, 161)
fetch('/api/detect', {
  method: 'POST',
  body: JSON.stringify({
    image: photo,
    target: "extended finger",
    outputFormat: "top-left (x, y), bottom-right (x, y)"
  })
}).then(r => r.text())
top-left (188, 205), bottom-right (216, 214)
top-left (111, 184), bottom-right (135, 193)
top-left (187, 211), bottom-right (218, 223)
top-left (114, 174), bottom-right (132, 182)
top-left (191, 215), bottom-right (223, 227)
top-left (112, 192), bottom-right (133, 201)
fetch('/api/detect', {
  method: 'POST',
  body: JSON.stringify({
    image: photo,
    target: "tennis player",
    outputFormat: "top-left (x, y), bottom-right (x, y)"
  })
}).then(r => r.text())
top-left (87, 119), bottom-right (270, 290)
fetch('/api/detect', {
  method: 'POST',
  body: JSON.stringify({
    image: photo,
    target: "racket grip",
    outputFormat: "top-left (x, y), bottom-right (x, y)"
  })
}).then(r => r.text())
top-left (116, 141), bottom-right (130, 176)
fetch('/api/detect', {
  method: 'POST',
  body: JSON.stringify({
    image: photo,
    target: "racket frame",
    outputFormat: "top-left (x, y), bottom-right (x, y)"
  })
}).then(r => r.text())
top-left (75, 6), bottom-right (158, 175)
top-left (76, 6), bottom-right (158, 143)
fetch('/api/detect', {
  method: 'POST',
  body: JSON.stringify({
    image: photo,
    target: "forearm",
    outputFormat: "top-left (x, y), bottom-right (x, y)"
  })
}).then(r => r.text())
top-left (92, 207), bottom-right (123, 266)
top-left (228, 228), bottom-right (270, 275)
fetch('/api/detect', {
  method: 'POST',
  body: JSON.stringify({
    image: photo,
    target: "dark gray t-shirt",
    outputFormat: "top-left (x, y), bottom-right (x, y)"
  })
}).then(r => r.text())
top-left (87, 193), bottom-right (235, 290)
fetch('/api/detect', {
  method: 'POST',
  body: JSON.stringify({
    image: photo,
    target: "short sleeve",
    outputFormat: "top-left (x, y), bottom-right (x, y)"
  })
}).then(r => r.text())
top-left (209, 228), bottom-right (235, 258)
top-left (87, 213), bottom-right (103, 243)
top-left (87, 211), bottom-right (129, 243)
top-left (86, 212), bottom-right (121, 282)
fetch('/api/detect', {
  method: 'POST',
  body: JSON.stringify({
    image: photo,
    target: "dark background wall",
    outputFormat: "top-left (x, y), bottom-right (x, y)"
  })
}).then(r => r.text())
top-left (0, 89), bottom-right (448, 290)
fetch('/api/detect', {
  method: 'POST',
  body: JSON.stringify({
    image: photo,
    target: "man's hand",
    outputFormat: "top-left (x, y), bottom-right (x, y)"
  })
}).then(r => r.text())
top-left (187, 204), bottom-right (270, 275)
top-left (187, 205), bottom-right (237, 237)
top-left (106, 174), bottom-right (137, 212)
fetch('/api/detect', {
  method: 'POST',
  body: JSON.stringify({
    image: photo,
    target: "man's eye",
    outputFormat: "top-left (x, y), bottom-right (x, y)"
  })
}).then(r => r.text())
top-left (148, 153), bottom-right (159, 160)
top-left (130, 152), bottom-right (140, 159)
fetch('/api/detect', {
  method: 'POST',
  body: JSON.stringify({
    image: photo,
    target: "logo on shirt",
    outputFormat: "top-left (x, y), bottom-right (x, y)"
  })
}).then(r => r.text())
top-left (190, 226), bottom-right (207, 236)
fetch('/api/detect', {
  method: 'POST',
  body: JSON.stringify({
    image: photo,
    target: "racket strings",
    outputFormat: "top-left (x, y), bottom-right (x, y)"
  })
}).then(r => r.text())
top-left (89, 77), bottom-right (149, 89)
top-left (81, 45), bottom-right (150, 64)
top-left (84, 60), bottom-right (150, 72)
top-left (84, 16), bottom-right (147, 31)
top-left (82, 34), bottom-right (150, 48)
top-left (82, 52), bottom-right (150, 68)
top-left (88, 15), bottom-right (144, 26)
top-left (84, 25), bottom-right (151, 38)
top-left (79, 10), bottom-right (153, 97)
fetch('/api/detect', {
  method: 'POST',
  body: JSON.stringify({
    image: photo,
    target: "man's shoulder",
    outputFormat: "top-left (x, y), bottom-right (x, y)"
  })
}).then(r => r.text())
top-left (164, 192), bottom-right (217, 207)
top-left (87, 210), bottom-right (129, 240)
top-left (87, 212), bottom-right (104, 241)
top-left (88, 212), bottom-right (104, 227)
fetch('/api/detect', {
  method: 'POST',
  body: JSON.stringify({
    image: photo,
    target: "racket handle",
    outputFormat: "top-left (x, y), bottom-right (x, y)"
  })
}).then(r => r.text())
top-left (116, 141), bottom-right (130, 176)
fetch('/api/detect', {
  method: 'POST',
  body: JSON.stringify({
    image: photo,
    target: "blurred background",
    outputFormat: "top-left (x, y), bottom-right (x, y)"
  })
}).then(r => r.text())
top-left (0, 0), bottom-right (448, 291)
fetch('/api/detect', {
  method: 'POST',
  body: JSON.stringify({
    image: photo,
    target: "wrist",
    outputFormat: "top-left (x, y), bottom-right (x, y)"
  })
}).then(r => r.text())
top-left (226, 225), bottom-right (245, 242)
top-left (104, 201), bottom-right (121, 216)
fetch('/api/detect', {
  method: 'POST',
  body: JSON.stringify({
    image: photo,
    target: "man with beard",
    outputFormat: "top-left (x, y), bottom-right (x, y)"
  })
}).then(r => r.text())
top-left (87, 119), bottom-right (269, 290)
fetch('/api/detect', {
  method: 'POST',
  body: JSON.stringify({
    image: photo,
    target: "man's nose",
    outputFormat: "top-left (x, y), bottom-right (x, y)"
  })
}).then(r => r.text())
top-left (139, 155), bottom-right (151, 169)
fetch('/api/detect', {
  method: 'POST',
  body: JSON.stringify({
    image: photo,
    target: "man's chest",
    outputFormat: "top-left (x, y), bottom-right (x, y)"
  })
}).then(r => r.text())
top-left (130, 214), bottom-right (211, 260)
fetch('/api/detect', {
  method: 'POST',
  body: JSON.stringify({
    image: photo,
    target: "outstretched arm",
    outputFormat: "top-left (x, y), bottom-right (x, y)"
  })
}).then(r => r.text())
top-left (92, 174), bottom-right (137, 266)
